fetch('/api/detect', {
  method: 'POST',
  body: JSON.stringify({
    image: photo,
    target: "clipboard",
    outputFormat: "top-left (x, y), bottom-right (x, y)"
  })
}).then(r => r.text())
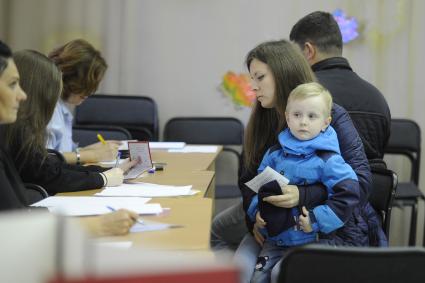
top-left (124, 141), bottom-right (153, 179)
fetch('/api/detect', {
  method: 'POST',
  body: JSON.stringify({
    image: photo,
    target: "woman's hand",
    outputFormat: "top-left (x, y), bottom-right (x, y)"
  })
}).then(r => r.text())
top-left (253, 212), bottom-right (266, 246)
top-left (83, 140), bottom-right (121, 150)
top-left (102, 168), bottom-right (124, 186)
top-left (262, 184), bottom-right (300, 208)
top-left (118, 158), bottom-right (140, 173)
top-left (94, 209), bottom-right (139, 236)
top-left (80, 141), bottom-right (120, 163)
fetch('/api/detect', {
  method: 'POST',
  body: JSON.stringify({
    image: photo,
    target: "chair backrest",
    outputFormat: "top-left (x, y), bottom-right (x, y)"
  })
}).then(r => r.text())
top-left (163, 117), bottom-right (244, 145)
top-left (72, 125), bottom-right (132, 147)
top-left (385, 118), bottom-right (421, 184)
top-left (278, 245), bottom-right (425, 283)
top-left (25, 183), bottom-right (49, 205)
top-left (75, 95), bottom-right (159, 141)
top-left (163, 117), bottom-right (244, 198)
top-left (368, 162), bottom-right (398, 236)
top-left (348, 111), bottom-right (390, 159)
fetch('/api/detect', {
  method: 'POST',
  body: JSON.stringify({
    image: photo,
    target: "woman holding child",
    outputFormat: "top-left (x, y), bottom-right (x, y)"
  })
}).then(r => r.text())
top-left (227, 40), bottom-right (386, 283)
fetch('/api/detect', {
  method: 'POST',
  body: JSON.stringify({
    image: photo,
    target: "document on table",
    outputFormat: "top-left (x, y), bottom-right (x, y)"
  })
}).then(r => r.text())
top-left (168, 145), bottom-right (218, 153)
top-left (130, 220), bottom-right (183, 233)
top-left (99, 158), bottom-right (128, 167)
top-left (245, 166), bottom-right (290, 193)
top-left (30, 196), bottom-right (163, 216)
top-left (124, 141), bottom-right (153, 179)
top-left (148, 142), bottom-right (186, 149)
top-left (95, 182), bottom-right (194, 197)
top-left (119, 141), bottom-right (186, 151)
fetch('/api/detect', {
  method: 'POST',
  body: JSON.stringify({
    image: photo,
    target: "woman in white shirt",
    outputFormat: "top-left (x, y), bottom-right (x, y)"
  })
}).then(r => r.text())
top-left (46, 39), bottom-right (119, 165)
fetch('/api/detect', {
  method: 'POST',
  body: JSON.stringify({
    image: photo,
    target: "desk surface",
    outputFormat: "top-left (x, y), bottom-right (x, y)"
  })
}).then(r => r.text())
top-left (61, 147), bottom-right (222, 251)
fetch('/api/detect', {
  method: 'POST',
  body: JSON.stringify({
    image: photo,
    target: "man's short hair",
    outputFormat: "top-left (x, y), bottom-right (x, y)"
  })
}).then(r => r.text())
top-left (0, 40), bottom-right (13, 76)
top-left (289, 11), bottom-right (343, 56)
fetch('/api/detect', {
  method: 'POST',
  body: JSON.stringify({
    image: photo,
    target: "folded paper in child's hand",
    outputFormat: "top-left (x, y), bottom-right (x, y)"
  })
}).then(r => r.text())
top-left (245, 166), bottom-right (290, 193)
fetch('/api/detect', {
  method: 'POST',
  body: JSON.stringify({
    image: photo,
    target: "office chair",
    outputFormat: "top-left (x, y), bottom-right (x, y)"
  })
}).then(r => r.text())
top-left (368, 160), bottom-right (398, 238)
top-left (163, 117), bottom-right (244, 199)
top-left (72, 125), bottom-right (132, 147)
top-left (348, 111), bottom-right (390, 159)
top-left (47, 149), bottom-right (65, 162)
top-left (384, 118), bottom-right (424, 246)
top-left (277, 245), bottom-right (425, 283)
top-left (75, 94), bottom-right (159, 141)
top-left (25, 183), bottom-right (49, 205)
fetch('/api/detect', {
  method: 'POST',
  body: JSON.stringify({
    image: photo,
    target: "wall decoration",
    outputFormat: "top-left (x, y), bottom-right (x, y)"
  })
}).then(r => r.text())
top-left (333, 9), bottom-right (359, 44)
top-left (220, 71), bottom-right (256, 108)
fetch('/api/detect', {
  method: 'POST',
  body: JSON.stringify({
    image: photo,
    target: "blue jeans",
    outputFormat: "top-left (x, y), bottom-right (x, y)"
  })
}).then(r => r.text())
top-left (234, 234), bottom-right (289, 283)
top-left (211, 201), bottom-right (247, 251)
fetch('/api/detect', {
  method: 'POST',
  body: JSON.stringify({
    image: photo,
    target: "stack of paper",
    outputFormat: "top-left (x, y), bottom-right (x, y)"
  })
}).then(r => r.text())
top-left (31, 196), bottom-right (162, 216)
top-left (96, 183), bottom-right (195, 197)
top-left (168, 145), bottom-right (218, 153)
top-left (148, 142), bottom-right (186, 149)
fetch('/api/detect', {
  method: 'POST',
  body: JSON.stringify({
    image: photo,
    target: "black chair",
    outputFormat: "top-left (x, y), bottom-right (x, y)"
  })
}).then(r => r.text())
top-left (384, 118), bottom-right (424, 246)
top-left (72, 125), bottom-right (132, 147)
top-left (163, 117), bottom-right (244, 199)
top-left (75, 94), bottom-right (159, 141)
top-left (278, 245), bottom-right (425, 283)
top-left (47, 149), bottom-right (65, 162)
top-left (368, 160), bottom-right (398, 238)
top-left (25, 183), bottom-right (49, 205)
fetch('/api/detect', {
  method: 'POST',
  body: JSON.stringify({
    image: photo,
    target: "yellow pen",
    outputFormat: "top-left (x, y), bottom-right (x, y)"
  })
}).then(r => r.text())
top-left (97, 133), bottom-right (107, 145)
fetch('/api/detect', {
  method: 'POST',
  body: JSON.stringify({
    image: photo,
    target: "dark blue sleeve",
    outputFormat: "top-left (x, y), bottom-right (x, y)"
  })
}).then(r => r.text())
top-left (330, 103), bottom-right (371, 205)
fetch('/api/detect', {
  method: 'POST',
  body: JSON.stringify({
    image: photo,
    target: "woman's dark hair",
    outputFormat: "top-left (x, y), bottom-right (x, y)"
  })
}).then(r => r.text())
top-left (0, 40), bottom-right (13, 76)
top-left (48, 39), bottom-right (107, 100)
top-left (244, 39), bottom-right (316, 170)
top-left (3, 50), bottom-right (62, 171)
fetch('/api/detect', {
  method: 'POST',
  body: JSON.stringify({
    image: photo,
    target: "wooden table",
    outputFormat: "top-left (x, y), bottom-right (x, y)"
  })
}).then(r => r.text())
top-left (60, 147), bottom-right (222, 251)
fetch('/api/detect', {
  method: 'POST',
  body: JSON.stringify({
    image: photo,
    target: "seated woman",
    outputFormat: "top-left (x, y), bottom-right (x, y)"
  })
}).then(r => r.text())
top-left (46, 39), bottom-right (120, 165)
top-left (0, 40), bottom-right (137, 237)
top-left (1, 48), bottom-right (137, 195)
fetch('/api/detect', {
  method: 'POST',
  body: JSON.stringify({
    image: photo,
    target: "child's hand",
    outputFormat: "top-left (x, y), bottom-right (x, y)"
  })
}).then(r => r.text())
top-left (253, 212), bottom-right (266, 246)
top-left (255, 211), bottom-right (266, 228)
top-left (299, 206), bottom-right (313, 232)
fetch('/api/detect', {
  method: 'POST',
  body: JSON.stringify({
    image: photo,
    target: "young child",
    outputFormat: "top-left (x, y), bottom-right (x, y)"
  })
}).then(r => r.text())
top-left (245, 82), bottom-right (360, 282)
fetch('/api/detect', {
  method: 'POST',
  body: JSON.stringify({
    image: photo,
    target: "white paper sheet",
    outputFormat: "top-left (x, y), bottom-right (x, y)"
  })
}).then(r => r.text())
top-left (245, 166), bottom-right (290, 193)
top-left (130, 220), bottom-right (183, 233)
top-left (98, 158), bottom-right (128, 167)
top-left (30, 196), bottom-right (162, 216)
top-left (96, 182), bottom-right (193, 197)
top-left (148, 142), bottom-right (186, 149)
top-left (168, 145), bottom-right (218, 153)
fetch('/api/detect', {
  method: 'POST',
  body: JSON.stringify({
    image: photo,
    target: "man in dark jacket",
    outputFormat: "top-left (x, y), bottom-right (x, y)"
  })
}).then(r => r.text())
top-left (289, 11), bottom-right (391, 159)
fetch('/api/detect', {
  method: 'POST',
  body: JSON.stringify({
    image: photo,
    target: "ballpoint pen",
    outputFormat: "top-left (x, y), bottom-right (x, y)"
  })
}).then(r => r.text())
top-left (114, 152), bottom-right (121, 168)
top-left (106, 206), bottom-right (144, 225)
top-left (97, 133), bottom-right (107, 145)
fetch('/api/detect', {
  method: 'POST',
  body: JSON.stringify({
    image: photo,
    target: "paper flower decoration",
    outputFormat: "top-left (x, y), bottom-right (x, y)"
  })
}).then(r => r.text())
top-left (333, 9), bottom-right (359, 43)
top-left (220, 71), bottom-right (256, 108)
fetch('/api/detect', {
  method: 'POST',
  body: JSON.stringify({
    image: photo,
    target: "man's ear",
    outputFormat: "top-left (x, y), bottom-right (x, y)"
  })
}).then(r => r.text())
top-left (303, 42), bottom-right (316, 63)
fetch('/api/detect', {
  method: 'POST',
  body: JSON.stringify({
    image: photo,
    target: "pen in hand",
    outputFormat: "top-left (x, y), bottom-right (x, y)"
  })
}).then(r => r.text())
top-left (106, 206), bottom-right (144, 225)
top-left (114, 152), bottom-right (121, 168)
top-left (97, 133), bottom-right (107, 145)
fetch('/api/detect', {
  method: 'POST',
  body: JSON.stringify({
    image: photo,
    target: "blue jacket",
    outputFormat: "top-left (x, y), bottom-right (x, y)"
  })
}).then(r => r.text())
top-left (241, 104), bottom-right (387, 247)
top-left (247, 126), bottom-right (359, 246)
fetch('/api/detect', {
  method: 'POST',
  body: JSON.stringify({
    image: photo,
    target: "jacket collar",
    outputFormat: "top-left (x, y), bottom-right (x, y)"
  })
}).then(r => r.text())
top-left (312, 57), bottom-right (352, 72)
